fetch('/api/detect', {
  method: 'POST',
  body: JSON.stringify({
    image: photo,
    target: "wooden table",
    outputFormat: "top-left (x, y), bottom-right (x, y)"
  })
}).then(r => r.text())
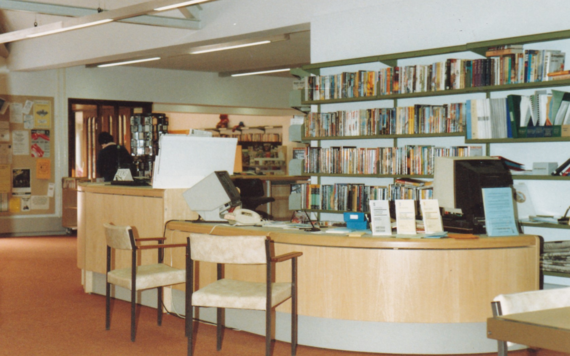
top-left (487, 307), bottom-right (570, 353)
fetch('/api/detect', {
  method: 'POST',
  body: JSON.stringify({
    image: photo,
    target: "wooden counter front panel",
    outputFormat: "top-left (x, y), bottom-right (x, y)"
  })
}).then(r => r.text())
top-left (84, 192), bottom-right (165, 274)
top-left (165, 228), bottom-right (538, 324)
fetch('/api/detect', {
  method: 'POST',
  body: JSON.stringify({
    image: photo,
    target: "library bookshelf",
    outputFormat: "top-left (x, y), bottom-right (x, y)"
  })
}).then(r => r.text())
top-left (293, 28), bottom-right (570, 279)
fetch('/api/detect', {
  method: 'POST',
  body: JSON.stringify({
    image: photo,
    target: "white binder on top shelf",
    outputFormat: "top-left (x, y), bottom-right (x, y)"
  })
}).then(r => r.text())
top-left (152, 134), bottom-right (237, 189)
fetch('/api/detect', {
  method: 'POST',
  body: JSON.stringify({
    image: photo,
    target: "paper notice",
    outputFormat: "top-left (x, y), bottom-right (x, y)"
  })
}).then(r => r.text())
top-left (12, 130), bottom-right (29, 155)
top-left (36, 158), bottom-right (50, 179)
top-left (369, 200), bottom-right (392, 236)
top-left (21, 196), bottom-right (31, 211)
top-left (47, 182), bottom-right (55, 197)
top-left (9, 196), bottom-right (20, 212)
top-left (9, 102), bottom-right (23, 124)
top-left (12, 168), bottom-right (31, 195)
top-left (420, 199), bottom-right (444, 234)
top-left (23, 115), bottom-right (34, 129)
top-left (31, 195), bottom-right (49, 210)
top-left (33, 101), bottom-right (51, 129)
top-left (31, 130), bottom-right (50, 157)
top-left (395, 199), bottom-right (417, 235)
top-left (23, 100), bottom-right (33, 115)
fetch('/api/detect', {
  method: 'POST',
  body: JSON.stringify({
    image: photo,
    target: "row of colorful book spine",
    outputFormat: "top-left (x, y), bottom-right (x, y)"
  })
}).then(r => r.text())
top-left (303, 145), bottom-right (482, 176)
top-left (304, 104), bottom-right (464, 138)
top-left (304, 48), bottom-right (564, 100)
top-left (292, 182), bottom-right (433, 213)
top-left (219, 133), bottom-right (281, 142)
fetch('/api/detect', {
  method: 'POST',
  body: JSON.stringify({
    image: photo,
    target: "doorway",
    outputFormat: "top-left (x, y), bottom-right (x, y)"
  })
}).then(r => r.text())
top-left (67, 99), bottom-right (152, 178)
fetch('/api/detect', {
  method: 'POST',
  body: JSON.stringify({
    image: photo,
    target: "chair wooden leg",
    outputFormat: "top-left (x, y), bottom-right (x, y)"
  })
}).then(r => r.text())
top-left (105, 282), bottom-right (111, 330)
top-left (157, 286), bottom-right (163, 326)
top-left (131, 288), bottom-right (136, 342)
top-left (217, 308), bottom-right (224, 351)
top-left (266, 308), bottom-right (271, 356)
top-left (188, 310), bottom-right (193, 356)
top-left (292, 257), bottom-right (298, 356)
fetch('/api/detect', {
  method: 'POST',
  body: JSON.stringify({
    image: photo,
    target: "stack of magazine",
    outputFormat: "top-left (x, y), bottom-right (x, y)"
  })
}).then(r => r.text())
top-left (541, 241), bottom-right (570, 273)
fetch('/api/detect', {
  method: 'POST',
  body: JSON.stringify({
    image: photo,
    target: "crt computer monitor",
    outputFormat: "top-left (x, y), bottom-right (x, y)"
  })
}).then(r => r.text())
top-left (183, 171), bottom-right (241, 222)
top-left (433, 157), bottom-right (513, 232)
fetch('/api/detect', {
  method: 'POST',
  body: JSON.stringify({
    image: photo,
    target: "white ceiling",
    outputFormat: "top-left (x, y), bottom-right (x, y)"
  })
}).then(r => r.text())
top-left (0, 0), bottom-right (311, 77)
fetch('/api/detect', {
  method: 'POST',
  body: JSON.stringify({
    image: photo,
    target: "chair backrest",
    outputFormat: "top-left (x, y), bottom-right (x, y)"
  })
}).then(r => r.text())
top-left (189, 233), bottom-right (267, 264)
top-left (104, 223), bottom-right (134, 250)
top-left (494, 287), bottom-right (570, 316)
top-left (233, 178), bottom-right (265, 198)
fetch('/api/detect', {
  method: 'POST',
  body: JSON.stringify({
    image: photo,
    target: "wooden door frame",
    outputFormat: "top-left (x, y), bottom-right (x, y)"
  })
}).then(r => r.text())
top-left (67, 98), bottom-right (153, 177)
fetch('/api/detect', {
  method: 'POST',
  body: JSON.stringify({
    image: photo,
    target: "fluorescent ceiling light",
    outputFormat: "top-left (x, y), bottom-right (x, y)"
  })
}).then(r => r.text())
top-left (27, 19), bottom-right (113, 38)
top-left (231, 68), bottom-right (291, 77)
top-left (191, 40), bottom-right (271, 54)
top-left (0, 0), bottom-right (217, 44)
top-left (97, 57), bottom-right (161, 68)
top-left (154, 0), bottom-right (210, 12)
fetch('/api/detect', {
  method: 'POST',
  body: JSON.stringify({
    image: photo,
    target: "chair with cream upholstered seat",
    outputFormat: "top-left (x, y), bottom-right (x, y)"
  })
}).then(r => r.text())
top-left (491, 287), bottom-right (570, 355)
top-left (104, 223), bottom-right (189, 342)
top-left (186, 233), bottom-right (302, 356)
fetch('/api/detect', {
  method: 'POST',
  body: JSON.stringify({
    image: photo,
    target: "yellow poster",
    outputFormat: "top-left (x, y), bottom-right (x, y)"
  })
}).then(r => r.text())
top-left (9, 196), bottom-right (20, 213)
top-left (33, 101), bottom-right (51, 129)
top-left (0, 164), bottom-right (10, 193)
top-left (36, 158), bottom-right (50, 180)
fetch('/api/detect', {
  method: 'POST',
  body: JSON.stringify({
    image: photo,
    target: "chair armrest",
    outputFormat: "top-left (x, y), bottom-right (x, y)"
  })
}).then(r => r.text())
top-left (136, 237), bottom-right (167, 242)
top-left (138, 243), bottom-right (187, 250)
top-left (272, 252), bottom-right (303, 263)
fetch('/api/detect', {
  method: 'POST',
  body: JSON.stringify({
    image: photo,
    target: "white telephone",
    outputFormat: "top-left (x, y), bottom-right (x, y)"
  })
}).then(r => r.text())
top-left (224, 208), bottom-right (262, 225)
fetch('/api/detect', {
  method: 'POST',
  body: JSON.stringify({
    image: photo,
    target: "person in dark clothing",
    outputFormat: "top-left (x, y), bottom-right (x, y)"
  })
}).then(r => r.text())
top-left (96, 132), bottom-right (133, 182)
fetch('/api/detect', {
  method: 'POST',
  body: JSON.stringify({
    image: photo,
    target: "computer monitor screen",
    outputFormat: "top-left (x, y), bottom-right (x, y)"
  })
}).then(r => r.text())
top-left (215, 171), bottom-right (241, 208)
top-left (433, 157), bottom-right (513, 227)
top-left (453, 159), bottom-right (513, 220)
top-left (183, 170), bottom-right (241, 222)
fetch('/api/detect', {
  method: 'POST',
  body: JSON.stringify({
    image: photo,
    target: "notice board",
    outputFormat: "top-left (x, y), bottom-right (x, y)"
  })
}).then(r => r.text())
top-left (0, 95), bottom-right (55, 216)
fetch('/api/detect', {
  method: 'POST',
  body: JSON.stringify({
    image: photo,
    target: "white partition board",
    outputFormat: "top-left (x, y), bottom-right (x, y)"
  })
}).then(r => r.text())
top-left (152, 135), bottom-right (237, 189)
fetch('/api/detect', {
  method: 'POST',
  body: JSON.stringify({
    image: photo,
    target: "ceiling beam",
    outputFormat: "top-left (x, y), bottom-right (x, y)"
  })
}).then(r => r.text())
top-left (0, 0), bottom-right (205, 32)
top-left (178, 6), bottom-right (200, 20)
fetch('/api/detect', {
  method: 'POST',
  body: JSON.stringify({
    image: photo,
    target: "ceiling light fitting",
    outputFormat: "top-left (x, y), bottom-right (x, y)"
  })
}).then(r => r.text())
top-left (0, 0), bottom-right (217, 44)
top-left (154, 0), bottom-right (210, 12)
top-left (26, 19), bottom-right (113, 38)
top-left (189, 34), bottom-right (289, 55)
top-left (97, 57), bottom-right (161, 68)
top-left (231, 68), bottom-right (291, 77)
top-left (190, 40), bottom-right (271, 54)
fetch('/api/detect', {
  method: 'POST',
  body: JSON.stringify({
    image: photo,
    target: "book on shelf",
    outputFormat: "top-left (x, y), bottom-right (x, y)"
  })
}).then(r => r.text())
top-left (303, 144), bottom-right (482, 176)
top-left (492, 156), bottom-right (525, 171)
top-left (466, 91), bottom-right (568, 139)
top-left (304, 49), bottom-right (565, 102)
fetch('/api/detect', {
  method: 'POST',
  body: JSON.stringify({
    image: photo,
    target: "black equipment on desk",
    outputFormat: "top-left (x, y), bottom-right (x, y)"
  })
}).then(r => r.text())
top-left (433, 157), bottom-right (513, 234)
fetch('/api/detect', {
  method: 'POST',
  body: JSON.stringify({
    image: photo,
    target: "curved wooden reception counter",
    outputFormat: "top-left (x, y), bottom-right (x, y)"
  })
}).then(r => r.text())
top-left (77, 183), bottom-right (539, 354)
top-left (164, 221), bottom-right (540, 354)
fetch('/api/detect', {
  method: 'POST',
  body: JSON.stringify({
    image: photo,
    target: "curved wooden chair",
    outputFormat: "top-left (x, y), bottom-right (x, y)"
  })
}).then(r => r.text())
top-left (104, 223), bottom-right (188, 342)
top-left (186, 233), bottom-right (302, 356)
